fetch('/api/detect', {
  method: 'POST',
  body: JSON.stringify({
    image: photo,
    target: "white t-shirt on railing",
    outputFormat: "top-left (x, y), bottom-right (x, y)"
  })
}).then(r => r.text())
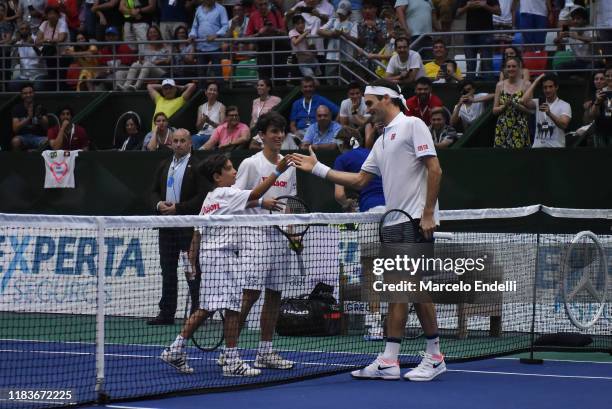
top-left (532, 97), bottom-right (572, 148)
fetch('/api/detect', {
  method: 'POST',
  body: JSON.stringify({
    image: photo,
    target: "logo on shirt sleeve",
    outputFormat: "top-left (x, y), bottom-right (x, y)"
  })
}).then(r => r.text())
top-left (417, 144), bottom-right (429, 152)
top-left (202, 203), bottom-right (220, 214)
top-left (390, 133), bottom-right (396, 140)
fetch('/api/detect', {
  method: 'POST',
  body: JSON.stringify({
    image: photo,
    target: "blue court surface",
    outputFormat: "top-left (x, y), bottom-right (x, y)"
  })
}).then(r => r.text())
top-left (78, 354), bottom-right (611, 409)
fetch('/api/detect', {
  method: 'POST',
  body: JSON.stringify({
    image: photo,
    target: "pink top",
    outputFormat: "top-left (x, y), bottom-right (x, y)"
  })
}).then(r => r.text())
top-left (250, 95), bottom-right (281, 127)
top-left (209, 122), bottom-right (249, 147)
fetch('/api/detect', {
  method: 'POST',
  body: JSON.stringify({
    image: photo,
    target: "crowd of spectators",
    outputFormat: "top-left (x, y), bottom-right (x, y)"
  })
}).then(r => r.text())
top-left (3, 0), bottom-right (612, 150)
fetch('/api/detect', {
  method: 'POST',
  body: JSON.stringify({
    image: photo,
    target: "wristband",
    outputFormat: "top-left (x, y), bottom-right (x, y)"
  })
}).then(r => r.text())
top-left (274, 169), bottom-right (283, 177)
top-left (312, 162), bottom-right (331, 179)
top-left (258, 198), bottom-right (264, 208)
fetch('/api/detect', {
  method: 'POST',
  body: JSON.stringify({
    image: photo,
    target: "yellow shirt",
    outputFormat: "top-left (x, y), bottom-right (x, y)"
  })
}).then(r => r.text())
top-left (153, 95), bottom-right (186, 129)
top-left (424, 61), bottom-right (462, 79)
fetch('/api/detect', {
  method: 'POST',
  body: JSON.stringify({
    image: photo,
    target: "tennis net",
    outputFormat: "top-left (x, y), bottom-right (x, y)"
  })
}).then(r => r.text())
top-left (0, 206), bottom-right (610, 408)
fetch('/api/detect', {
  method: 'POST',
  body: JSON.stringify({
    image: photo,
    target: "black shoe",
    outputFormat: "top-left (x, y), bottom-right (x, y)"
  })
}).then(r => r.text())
top-left (147, 315), bottom-right (175, 325)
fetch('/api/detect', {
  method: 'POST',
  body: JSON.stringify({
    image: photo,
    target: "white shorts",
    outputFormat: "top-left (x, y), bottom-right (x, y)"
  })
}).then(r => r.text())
top-left (239, 229), bottom-right (290, 292)
top-left (199, 250), bottom-right (242, 312)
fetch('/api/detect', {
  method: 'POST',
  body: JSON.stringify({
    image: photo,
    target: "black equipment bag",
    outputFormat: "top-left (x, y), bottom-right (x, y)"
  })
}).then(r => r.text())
top-left (276, 283), bottom-right (341, 336)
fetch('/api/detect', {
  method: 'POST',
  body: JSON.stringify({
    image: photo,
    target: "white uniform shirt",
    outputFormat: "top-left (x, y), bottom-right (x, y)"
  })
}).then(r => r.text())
top-left (385, 50), bottom-right (425, 80)
top-left (361, 112), bottom-right (439, 223)
top-left (234, 151), bottom-right (297, 215)
top-left (532, 97), bottom-right (572, 148)
top-left (198, 186), bottom-right (252, 250)
top-left (339, 98), bottom-right (369, 127)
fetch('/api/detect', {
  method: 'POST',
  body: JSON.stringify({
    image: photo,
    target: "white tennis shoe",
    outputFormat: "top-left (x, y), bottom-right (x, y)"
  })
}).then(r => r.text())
top-left (223, 358), bottom-right (261, 377)
top-left (350, 355), bottom-right (400, 380)
top-left (160, 348), bottom-right (194, 374)
top-left (403, 352), bottom-right (446, 381)
top-left (254, 351), bottom-right (294, 369)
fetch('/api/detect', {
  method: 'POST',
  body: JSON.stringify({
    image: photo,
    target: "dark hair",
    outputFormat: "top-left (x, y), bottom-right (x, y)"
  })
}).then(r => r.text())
top-left (347, 81), bottom-right (362, 92)
top-left (258, 77), bottom-right (272, 88)
top-left (292, 14), bottom-right (305, 24)
top-left (502, 46), bottom-right (523, 64)
top-left (415, 76), bottom-right (433, 87)
top-left (153, 112), bottom-right (168, 121)
top-left (336, 126), bottom-right (362, 148)
top-left (541, 73), bottom-right (559, 87)
top-left (430, 107), bottom-right (446, 119)
top-left (369, 79), bottom-right (404, 109)
top-left (433, 38), bottom-right (446, 48)
top-left (58, 105), bottom-right (74, 116)
top-left (20, 82), bottom-right (34, 91)
top-left (256, 111), bottom-right (287, 134)
top-left (202, 154), bottom-right (231, 184)
top-left (301, 75), bottom-right (316, 84)
top-left (395, 36), bottom-right (409, 47)
top-left (124, 113), bottom-right (141, 131)
top-left (570, 7), bottom-right (588, 22)
top-left (44, 5), bottom-right (60, 14)
top-left (457, 79), bottom-right (474, 91)
top-left (226, 105), bottom-right (239, 115)
top-left (445, 59), bottom-right (457, 71)
top-left (173, 25), bottom-right (188, 39)
top-left (505, 56), bottom-right (522, 68)
top-left (362, 0), bottom-right (379, 8)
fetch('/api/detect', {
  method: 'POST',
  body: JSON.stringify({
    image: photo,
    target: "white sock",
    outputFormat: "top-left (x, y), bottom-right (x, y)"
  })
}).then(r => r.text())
top-left (258, 340), bottom-right (273, 354)
top-left (225, 347), bottom-right (239, 362)
top-left (381, 340), bottom-right (401, 362)
top-left (425, 336), bottom-right (441, 356)
top-left (170, 335), bottom-right (186, 352)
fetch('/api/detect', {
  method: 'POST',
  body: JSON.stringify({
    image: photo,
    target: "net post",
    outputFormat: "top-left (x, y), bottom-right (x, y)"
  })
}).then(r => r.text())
top-left (520, 233), bottom-right (544, 365)
top-left (95, 218), bottom-right (110, 402)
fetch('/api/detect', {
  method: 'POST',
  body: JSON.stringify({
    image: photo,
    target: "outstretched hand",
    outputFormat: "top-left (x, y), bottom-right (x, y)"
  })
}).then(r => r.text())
top-left (287, 146), bottom-right (318, 173)
top-left (262, 198), bottom-right (283, 211)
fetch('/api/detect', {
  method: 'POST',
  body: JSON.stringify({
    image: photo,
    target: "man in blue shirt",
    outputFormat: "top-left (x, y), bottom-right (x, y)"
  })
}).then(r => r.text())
top-left (159, 0), bottom-right (193, 40)
top-left (301, 105), bottom-right (342, 151)
top-left (189, 0), bottom-right (228, 80)
top-left (290, 76), bottom-right (339, 140)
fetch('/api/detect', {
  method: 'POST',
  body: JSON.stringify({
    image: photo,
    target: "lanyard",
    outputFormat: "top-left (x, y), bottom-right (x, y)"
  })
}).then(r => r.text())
top-left (303, 98), bottom-right (312, 118)
top-left (256, 97), bottom-right (268, 120)
top-left (65, 124), bottom-right (75, 148)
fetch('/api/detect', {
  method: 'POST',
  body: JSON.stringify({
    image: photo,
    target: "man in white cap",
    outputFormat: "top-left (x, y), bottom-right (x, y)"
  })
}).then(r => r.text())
top-left (147, 78), bottom-right (196, 129)
top-left (288, 78), bottom-right (446, 382)
top-left (317, 0), bottom-right (358, 83)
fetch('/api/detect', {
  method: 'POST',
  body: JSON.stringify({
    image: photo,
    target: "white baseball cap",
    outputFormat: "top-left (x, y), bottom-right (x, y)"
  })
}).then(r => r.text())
top-left (161, 78), bottom-right (176, 87)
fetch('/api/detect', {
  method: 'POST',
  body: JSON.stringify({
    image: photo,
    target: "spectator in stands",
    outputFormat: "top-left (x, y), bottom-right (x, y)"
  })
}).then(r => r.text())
top-left (492, 0), bottom-right (516, 44)
top-left (429, 107), bottom-right (458, 148)
top-left (289, 14), bottom-right (320, 77)
top-left (120, 25), bottom-right (171, 90)
top-left (406, 76), bottom-right (443, 126)
top-left (385, 37), bottom-right (425, 85)
top-left (425, 39), bottom-right (463, 82)
top-left (144, 112), bottom-right (175, 151)
top-left (357, 0), bottom-right (385, 72)
top-left (518, 0), bottom-right (551, 46)
top-left (363, 116), bottom-right (384, 148)
top-left (115, 112), bottom-right (144, 150)
top-left (159, 0), bottom-right (192, 41)
top-left (36, 6), bottom-right (69, 89)
top-left (289, 76), bottom-right (339, 140)
top-left (11, 84), bottom-right (49, 150)
top-left (8, 22), bottom-right (47, 92)
top-left (317, 0), bottom-right (358, 82)
top-left (432, 0), bottom-right (454, 32)
top-left (119, 0), bottom-right (156, 51)
top-left (583, 70), bottom-right (606, 124)
top-left (63, 32), bottom-right (100, 91)
top-left (47, 0), bottom-right (80, 38)
top-left (287, 0), bottom-right (334, 61)
top-left (149, 128), bottom-right (206, 325)
top-left (493, 56), bottom-right (532, 148)
top-left (91, 0), bottom-right (123, 41)
top-left (194, 82), bottom-right (226, 149)
top-left (18, 0), bottom-right (46, 34)
top-left (301, 105), bottom-right (342, 150)
top-left (245, 0), bottom-right (288, 81)
top-left (250, 78), bottom-right (282, 129)
top-left (450, 79), bottom-right (494, 131)
top-left (172, 25), bottom-right (197, 83)
top-left (499, 46), bottom-right (531, 80)
top-left (337, 81), bottom-right (368, 128)
top-left (3, 0), bottom-right (18, 26)
top-left (394, 0), bottom-right (439, 60)
top-left (189, 0), bottom-right (228, 80)
top-left (0, 3), bottom-right (12, 85)
top-left (202, 106), bottom-right (251, 150)
top-left (222, 2), bottom-right (250, 55)
top-left (47, 106), bottom-right (90, 151)
top-left (97, 26), bottom-right (137, 90)
top-left (586, 67), bottom-right (612, 147)
top-left (521, 73), bottom-right (572, 148)
top-left (456, 0), bottom-right (501, 79)
top-left (147, 79), bottom-right (196, 128)
top-left (593, 0), bottom-right (612, 66)
top-left (553, 7), bottom-right (592, 72)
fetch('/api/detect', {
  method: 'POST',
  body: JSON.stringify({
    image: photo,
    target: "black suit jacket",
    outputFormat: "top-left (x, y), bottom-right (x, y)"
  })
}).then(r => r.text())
top-left (151, 155), bottom-right (209, 215)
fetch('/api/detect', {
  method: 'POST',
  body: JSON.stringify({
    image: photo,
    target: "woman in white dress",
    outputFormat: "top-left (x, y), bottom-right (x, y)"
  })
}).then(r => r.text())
top-left (193, 82), bottom-right (225, 149)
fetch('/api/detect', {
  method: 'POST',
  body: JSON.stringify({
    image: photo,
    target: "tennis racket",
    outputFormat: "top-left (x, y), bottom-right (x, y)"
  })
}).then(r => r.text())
top-left (270, 195), bottom-right (311, 277)
top-left (560, 231), bottom-right (608, 331)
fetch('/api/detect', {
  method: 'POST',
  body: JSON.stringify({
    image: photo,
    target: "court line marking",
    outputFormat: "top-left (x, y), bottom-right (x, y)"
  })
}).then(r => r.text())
top-left (0, 398), bottom-right (76, 406)
top-left (495, 357), bottom-right (612, 365)
top-left (447, 369), bottom-right (612, 380)
top-left (106, 405), bottom-right (161, 409)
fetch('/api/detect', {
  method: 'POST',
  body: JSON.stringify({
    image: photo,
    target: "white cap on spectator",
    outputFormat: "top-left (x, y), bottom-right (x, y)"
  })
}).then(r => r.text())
top-left (336, 0), bottom-right (351, 16)
top-left (161, 79), bottom-right (176, 88)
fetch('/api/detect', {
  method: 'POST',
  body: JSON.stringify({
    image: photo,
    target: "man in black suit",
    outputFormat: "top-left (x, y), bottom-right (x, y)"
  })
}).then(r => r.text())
top-left (149, 128), bottom-right (208, 325)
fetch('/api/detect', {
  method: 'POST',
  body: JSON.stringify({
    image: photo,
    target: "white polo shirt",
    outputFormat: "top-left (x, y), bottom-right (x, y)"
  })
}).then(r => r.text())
top-left (385, 50), bottom-right (425, 80)
top-left (198, 186), bottom-right (251, 251)
top-left (532, 97), bottom-right (572, 148)
top-left (361, 112), bottom-right (439, 223)
top-left (234, 151), bottom-right (297, 215)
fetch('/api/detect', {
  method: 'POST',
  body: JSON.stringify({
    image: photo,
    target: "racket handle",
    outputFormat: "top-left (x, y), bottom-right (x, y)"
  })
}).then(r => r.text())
top-left (433, 232), bottom-right (454, 240)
